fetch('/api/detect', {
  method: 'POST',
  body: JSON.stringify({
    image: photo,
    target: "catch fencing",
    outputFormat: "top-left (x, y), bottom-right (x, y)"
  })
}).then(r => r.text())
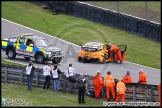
top-left (81, 1), bottom-right (161, 24)
top-left (1, 64), bottom-right (159, 102)
top-left (30, 1), bottom-right (161, 43)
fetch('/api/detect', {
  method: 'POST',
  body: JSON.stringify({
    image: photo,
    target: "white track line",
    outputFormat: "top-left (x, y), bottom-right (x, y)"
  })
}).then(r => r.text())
top-left (1, 18), bottom-right (160, 70)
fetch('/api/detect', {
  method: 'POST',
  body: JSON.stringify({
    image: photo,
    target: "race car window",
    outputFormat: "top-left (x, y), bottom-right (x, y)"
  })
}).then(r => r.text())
top-left (81, 47), bottom-right (98, 52)
top-left (19, 37), bottom-right (26, 44)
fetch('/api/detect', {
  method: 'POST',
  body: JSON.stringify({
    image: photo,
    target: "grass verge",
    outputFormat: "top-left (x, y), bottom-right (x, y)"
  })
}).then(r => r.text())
top-left (1, 59), bottom-right (26, 66)
top-left (2, 83), bottom-right (105, 107)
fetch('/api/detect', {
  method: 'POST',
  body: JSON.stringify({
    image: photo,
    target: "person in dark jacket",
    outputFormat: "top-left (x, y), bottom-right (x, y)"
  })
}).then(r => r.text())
top-left (51, 64), bottom-right (62, 91)
top-left (26, 61), bottom-right (36, 91)
top-left (77, 73), bottom-right (88, 104)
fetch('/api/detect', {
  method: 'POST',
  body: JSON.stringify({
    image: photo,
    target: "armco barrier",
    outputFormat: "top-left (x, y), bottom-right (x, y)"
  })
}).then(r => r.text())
top-left (95, 8), bottom-right (106, 25)
top-left (1, 64), bottom-right (159, 102)
top-left (80, 4), bottom-right (89, 20)
top-left (71, 2), bottom-right (83, 18)
top-left (106, 10), bottom-right (115, 27)
top-left (137, 19), bottom-right (145, 37)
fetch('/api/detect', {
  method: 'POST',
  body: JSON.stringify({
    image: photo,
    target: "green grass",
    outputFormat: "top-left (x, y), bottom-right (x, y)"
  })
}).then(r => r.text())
top-left (1, 59), bottom-right (26, 66)
top-left (2, 83), bottom-right (104, 107)
top-left (1, 1), bottom-right (160, 69)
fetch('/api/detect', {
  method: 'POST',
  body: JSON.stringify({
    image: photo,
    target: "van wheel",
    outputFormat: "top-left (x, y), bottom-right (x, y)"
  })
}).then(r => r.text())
top-left (35, 53), bottom-right (45, 64)
top-left (7, 48), bottom-right (16, 59)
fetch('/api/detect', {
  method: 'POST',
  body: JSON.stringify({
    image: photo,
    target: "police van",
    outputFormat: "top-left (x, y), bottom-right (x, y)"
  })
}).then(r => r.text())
top-left (1, 33), bottom-right (64, 64)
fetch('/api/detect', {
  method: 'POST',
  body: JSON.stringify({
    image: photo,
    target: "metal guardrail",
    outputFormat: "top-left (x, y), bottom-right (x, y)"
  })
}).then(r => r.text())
top-left (1, 64), bottom-right (159, 102)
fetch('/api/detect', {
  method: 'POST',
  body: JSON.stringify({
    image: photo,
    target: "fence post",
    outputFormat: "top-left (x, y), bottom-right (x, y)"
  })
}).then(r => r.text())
top-left (149, 89), bottom-right (153, 102)
top-left (117, 1), bottom-right (119, 12)
top-left (145, 1), bottom-right (148, 20)
top-left (36, 71), bottom-right (39, 88)
top-left (133, 86), bottom-right (136, 102)
top-left (5, 66), bottom-right (8, 83)
top-left (101, 85), bottom-right (105, 98)
top-left (20, 69), bottom-right (24, 84)
top-left (92, 1), bottom-right (94, 5)
top-left (145, 90), bottom-right (148, 101)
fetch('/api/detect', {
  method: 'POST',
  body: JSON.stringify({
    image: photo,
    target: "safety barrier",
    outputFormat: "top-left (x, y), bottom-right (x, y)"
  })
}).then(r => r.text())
top-left (1, 64), bottom-right (159, 102)
top-left (29, 1), bottom-right (161, 43)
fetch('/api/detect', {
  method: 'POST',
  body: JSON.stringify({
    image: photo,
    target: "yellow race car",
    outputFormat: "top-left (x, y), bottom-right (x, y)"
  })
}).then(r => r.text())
top-left (77, 42), bottom-right (127, 63)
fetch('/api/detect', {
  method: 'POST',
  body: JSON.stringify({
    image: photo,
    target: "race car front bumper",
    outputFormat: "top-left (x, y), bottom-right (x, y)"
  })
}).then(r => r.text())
top-left (79, 56), bottom-right (99, 61)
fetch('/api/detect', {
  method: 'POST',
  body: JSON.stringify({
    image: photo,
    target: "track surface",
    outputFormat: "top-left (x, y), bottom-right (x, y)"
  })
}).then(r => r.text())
top-left (1, 18), bottom-right (160, 85)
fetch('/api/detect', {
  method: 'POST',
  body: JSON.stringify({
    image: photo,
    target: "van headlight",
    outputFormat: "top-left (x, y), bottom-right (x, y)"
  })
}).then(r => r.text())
top-left (61, 51), bottom-right (64, 56)
top-left (46, 51), bottom-right (51, 55)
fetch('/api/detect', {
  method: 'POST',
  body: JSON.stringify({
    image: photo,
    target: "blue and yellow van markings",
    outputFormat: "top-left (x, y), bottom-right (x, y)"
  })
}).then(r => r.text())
top-left (20, 44), bottom-right (26, 50)
top-left (8, 41), bottom-right (15, 46)
top-left (33, 47), bottom-right (39, 52)
top-left (40, 49), bottom-right (46, 55)
top-left (2, 41), bottom-right (8, 47)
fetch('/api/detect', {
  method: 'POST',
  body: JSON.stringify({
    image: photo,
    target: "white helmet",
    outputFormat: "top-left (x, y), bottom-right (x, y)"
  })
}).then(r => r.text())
top-left (109, 43), bottom-right (112, 46)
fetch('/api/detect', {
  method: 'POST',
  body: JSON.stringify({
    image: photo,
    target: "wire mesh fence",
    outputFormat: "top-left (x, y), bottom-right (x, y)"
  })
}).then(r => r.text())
top-left (81, 1), bottom-right (161, 24)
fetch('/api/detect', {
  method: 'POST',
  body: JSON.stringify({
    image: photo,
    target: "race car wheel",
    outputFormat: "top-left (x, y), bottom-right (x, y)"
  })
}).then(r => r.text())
top-left (78, 57), bottom-right (81, 61)
top-left (35, 53), bottom-right (45, 64)
top-left (7, 48), bottom-right (16, 59)
top-left (82, 58), bottom-right (87, 63)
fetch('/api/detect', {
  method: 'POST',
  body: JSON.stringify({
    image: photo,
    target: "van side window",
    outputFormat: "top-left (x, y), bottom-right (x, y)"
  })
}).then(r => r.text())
top-left (26, 39), bottom-right (33, 46)
top-left (19, 37), bottom-right (26, 44)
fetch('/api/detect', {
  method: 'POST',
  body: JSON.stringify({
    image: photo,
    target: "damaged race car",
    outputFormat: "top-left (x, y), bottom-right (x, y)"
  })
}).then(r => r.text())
top-left (77, 42), bottom-right (127, 64)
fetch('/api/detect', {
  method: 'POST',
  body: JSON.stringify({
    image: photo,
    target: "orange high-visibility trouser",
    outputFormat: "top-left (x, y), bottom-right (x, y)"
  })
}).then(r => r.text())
top-left (94, 85), bottom-right (102, 98)
top-left (115, 51), bottom-right (122, 61)
top-left (106, 87), bottom-right (115, 99)
top-left (116, 94), bottom-right (125, 102)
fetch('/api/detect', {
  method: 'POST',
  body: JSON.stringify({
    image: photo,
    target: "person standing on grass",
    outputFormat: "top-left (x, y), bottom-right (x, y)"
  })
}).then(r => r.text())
top-left (43, 61), bottom-right (52, 90)
top-left (63, 63), bottom-right (76, 93)
top-left (104, 71), bottom-right (116, 101)
top-left (26, 61), bottom-right (36, 91)
top-left (77, 73), bottom-right (88, 104)
top-left (116, 78), bottom-right (126, 106)
top-left (92, 71), bottom-right (103, 98)
top-left (51, 64), bottom-right (62, 91)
